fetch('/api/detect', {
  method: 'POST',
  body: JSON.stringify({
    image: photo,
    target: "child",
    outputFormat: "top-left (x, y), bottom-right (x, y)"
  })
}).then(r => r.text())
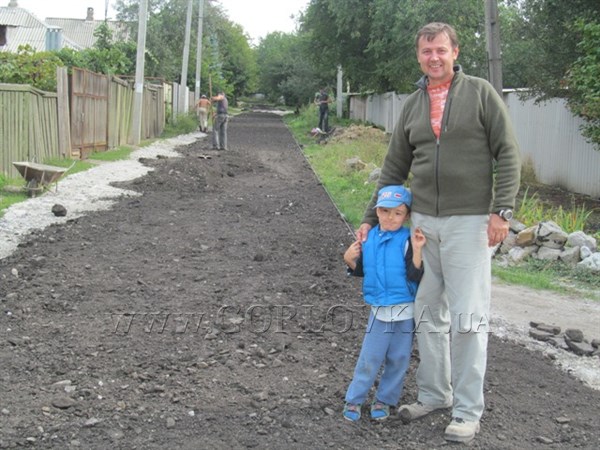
top-left (342, 185), bottom-right (425, 421)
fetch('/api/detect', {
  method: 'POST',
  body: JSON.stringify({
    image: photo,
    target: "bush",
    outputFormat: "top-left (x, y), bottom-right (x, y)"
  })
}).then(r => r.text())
top-left (161, 113), bottom-right (199, 138)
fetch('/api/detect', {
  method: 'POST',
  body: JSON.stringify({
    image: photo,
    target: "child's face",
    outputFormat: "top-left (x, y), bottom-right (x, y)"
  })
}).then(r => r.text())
top-left (376, 204), bottom-right (409, 231)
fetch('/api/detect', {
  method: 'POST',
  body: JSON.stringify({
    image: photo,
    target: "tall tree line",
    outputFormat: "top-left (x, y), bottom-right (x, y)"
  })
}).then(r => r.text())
top-left (115, 0), bottom-right (256, 99)
top-left (293, 0), bottom-right (598, 148)
top-left (117, 0), bottom-right (599, 148)
top-left (2, 0), bottom-right (596, 146)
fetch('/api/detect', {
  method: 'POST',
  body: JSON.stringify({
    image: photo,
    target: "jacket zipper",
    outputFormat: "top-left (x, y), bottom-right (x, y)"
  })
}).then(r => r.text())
top-left (424, 90), bottom-right (442, 216)
top-left (435, 83), bottom-right (455, 216)
top-left (443, 98), bottom-right (453, 134)
top-left (435, 137), bottom-right (440, 216)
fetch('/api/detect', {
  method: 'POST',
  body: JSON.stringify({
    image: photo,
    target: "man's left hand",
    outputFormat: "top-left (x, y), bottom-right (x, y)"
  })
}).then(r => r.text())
top-left (487, 213), bottom-right (510, 247)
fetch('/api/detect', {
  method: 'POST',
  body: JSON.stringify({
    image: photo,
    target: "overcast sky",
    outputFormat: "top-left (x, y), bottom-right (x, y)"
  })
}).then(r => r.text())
top-left (16, 0), bottom-right (309, 43)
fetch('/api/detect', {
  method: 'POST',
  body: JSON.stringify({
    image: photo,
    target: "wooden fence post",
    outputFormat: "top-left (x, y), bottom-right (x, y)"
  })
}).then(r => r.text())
top-left (56, 67), bottom-right (72, 158)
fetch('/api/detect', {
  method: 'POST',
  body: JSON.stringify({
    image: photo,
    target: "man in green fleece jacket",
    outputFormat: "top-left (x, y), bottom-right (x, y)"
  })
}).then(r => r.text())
top-left (356, 22), bottom-right (521, 443)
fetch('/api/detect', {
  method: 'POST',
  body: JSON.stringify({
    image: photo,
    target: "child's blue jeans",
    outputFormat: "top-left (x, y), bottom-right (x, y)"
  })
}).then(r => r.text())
top-left (345, 312), bottom-right (414, 406)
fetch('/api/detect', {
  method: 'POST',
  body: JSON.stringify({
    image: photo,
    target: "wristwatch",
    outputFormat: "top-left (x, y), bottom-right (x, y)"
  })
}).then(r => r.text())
top-left (496, 209), bottom-right (513, 221)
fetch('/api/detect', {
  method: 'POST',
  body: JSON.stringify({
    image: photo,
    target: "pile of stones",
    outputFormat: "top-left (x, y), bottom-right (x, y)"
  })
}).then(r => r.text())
top-left (496, 220), bottom-right (599, 271)
top-left (345, 160), bottom-right (599, 271)
top-left (529, 322), bottom-right (599, 357)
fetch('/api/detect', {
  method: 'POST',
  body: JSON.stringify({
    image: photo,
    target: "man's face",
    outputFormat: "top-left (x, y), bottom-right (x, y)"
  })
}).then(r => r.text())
top-left (416, 32), bottom-right (459, 86)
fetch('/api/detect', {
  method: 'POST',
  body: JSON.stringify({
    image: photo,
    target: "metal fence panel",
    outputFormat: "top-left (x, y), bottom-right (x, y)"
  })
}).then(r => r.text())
top-left (507, 94), bottom-right (600, 197)
top-left (348, 91), bottom-right (600, 197)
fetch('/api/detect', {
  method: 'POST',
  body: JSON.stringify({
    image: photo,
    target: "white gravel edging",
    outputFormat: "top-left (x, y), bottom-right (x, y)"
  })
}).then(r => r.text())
top-left (0, 133), bottom-right (200, 260)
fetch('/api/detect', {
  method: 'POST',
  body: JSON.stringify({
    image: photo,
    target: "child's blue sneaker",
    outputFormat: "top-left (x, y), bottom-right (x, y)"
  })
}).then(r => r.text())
top-left (343, 403), bottom-right (362, 422)
top-left (370, 401), bottom-right (391, 420)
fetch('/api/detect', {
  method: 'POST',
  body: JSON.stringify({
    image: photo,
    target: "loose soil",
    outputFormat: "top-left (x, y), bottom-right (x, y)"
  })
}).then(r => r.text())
top-left (1, 112), bottom-right (599, 449)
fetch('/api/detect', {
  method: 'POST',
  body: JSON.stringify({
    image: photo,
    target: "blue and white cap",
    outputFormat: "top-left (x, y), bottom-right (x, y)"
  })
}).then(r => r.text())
top-left (374, 185), bottom-right (412, 209)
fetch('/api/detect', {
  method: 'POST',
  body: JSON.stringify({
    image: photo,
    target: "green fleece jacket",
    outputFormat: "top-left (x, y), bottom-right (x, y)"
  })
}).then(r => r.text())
top-left (363, 66), bottom-right (521, 226)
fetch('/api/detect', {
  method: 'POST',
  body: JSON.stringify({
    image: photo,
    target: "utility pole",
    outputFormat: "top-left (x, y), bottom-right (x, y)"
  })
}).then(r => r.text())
top-left (194, 0), bottom-right (205, 104)
top-left (179, 0), bottom-right (194, 115)
top-left (485, 0), bottom-right (503, 97)
top-left (336, 65), bottom-right (343, 119)
top-left (131, 0), bottom-right (148, 145)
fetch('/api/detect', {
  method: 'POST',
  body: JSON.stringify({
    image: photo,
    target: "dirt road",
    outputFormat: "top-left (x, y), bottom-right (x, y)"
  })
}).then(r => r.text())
top-left (492, 284), bottom-right (599, 340)
top-left (1, 112), bottom-right (599, 449)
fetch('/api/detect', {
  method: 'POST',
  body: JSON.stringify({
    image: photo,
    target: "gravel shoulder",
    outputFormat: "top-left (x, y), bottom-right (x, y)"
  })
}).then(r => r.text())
top-left (0, 112), bottom-right (598, 449)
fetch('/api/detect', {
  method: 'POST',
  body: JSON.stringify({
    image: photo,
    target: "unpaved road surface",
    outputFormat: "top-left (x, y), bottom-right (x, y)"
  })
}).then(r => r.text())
top-left (1, 112), bottom-right (599, 449)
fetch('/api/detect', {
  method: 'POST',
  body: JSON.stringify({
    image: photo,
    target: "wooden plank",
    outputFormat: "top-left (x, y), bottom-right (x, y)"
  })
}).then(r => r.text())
top-left (56, 67), bottom-right (72, 158)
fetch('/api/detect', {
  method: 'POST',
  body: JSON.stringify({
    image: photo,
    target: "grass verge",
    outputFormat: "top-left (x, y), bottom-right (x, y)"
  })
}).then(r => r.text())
top-left (0, 177), bottom-right (27, 212)
top-left (493, 259), bottom-right (600, 300)
top-left (285, 107), bottom-right (599, 300)
top-left (285, 105), bottom-right (387, 227)
top-left (89, 147), bottom-right (134, 161)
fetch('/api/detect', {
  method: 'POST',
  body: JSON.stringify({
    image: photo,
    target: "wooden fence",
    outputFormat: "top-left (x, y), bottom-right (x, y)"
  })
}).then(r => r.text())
top-left (0, 84), bottom-right (61, 178)
top-left (71, 68), bottom-right (110, 158)
top-left (1, 67), bottom-right (170, 177)
top-left (141, 83), bottom-right (166, 140)
top-left (108, 75), bottom-right (134, 150)
top-left (348, 92), bottom-right (600, 197)
top-left (71, 68), bottom-right (167, 158)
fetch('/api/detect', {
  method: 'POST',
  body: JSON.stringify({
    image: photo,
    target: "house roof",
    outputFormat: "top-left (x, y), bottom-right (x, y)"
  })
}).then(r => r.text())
top-left (0, 4), bottom-right (80, 52)
top-left (1, 25), bottom-right (82, 52)
top-left (45, 17), bottom-right (128, 49)
top-left (0, 2), bottom-right (127, 53)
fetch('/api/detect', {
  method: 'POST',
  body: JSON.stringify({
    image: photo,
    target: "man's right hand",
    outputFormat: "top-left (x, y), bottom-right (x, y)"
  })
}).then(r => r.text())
top-left (355, 223), bottom-right (372, 243)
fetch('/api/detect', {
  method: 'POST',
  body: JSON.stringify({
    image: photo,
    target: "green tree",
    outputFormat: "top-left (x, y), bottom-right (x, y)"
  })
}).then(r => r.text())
top-left (209, 17), bottom-right (257, 99)
top-left (115, 0), bottom-right (257, 99)
top-left (511, 0), bottom-right (599, 100)
top-left (565, 20), bottom-right (600, 149)
top-left (300, 0), bottom-right (372, 91)
top-left (496, 2), bottom-right (531, 89)
top-left (93, 22), bottom-right (114, 50)
top-left (256, 32), bottom-right (291, 101)
top-left (256, 32), bottom-right (322, 106)
top-left (52, 22), bottom-right (136, 77)
top-left (300, 0), bottom-right (486, 93)
top-left (500, 0), bottom-right (600, 149)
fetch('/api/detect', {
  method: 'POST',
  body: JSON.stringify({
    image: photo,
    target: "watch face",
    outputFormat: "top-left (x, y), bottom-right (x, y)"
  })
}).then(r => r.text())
top-left (502, 210), bottom-right (513, 220)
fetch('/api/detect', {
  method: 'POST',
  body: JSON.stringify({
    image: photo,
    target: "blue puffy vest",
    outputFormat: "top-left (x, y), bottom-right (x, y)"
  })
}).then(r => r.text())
top-left (361, 226), bottom-right (417, 306)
